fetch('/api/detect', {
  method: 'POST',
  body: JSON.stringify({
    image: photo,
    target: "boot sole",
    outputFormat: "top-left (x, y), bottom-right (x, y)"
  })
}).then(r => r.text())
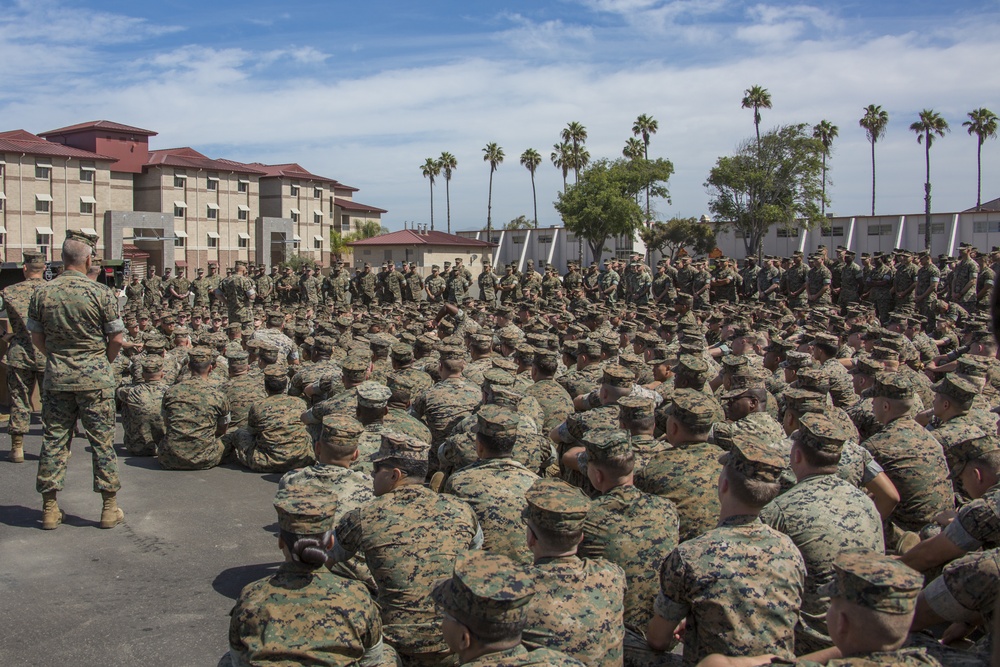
top-left (100, 508), bottom-right (124, 529)
top-left (42, 510), bottom-right (65, 530)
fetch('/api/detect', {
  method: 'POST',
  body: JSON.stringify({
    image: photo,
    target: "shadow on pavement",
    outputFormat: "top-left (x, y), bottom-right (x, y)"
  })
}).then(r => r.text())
top-left (0, 504), bottom-right (95, 529)
top-left (121, 456), bottom-right (162, 470)
top-left (213, 561), bottom-right (282, 599)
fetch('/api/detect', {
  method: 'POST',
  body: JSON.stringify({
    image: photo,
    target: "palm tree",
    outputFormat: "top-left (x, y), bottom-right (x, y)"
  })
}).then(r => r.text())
top-left (963, 108), bottom-right (999, 209)
top-left (910, 109), bottom-right (950, 248)
top-left (622, 137), bottom-right (644, 161)
top-left (483, 142), bottom-right (505, 242)
top-left (420, 157), bottom-right (441, 230)
top-left (812, 120), bottom-right (839, 217)
top-left (560, 121), bottom-right (588, 182)
top-left (570, 144), bottom-right (590, 182)
top-left (520, 148), bottom-right (542, 228)
top-left (741, 85), bottom-right (772, 151)
top-left (632, 114), bottom-right (659, 220)
top-left (438, 151), bottom-right (457, 233)
top-left (859, 105), bottom-right (890, 216)
top-left (551, 142), bottom-right (571, 193)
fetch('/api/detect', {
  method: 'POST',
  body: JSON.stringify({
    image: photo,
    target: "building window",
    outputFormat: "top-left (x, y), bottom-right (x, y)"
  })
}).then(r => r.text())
top-left (80, 169), bottom-right (94, 182)
top-left (867, 223), bottom-right (893, 236)
top-left (208, 234), bottom-right (219, 248)
top-left (917, 222), bottom-right (946, 235)
top-left (314, 211), bottom-right (323, 224)
top-left (238, 180), bottom-right (248, 193)
top-left (37, 233), bottom-right (51, 254)
top-left (820, 225), bottom-right (844, 237)
top-left (238, 209), bottom-right (248, 221)
top-left (341, 215), bottom-right (351, 233)
top-left (776, 227), bottom-right (798, 238)
top-left (207, 179), bottom-right (218, 191)
top-left (491, 236), bottom-right (501, 244)
top-left (207, 206), bottom-right (218, 220)
top-left (290, 183), bottom-right (300, 196)
top-left (314, 237), bottom-right (323, 250)
top-left (174, 236), bottom-right (185, 248)
top-left (238, 236), bottom-right (249, 249)
top-left (363, 249), bottom-right (371, 256)
top-left (538, 235), bottom-right (553, 243)
top-left (35, 199), bottom-right (50, 213)
top-left (512, 236), bottom-right (525, 244)
top-left (291, 211), bottom-right (300, 223)
top-left (974, 221), bottom-right (1000, 234)
top-left (0, 198), bottom-right (4, 213)
top-left (80, 201), bottom-right (93, 214)
top-left (174, 170), bottom-right (187, 188)
top-left (35, 165), bottom-right (50, 179)
top-left (314, 187), bottom-right (322, 198)
top-left (174, 205), bottom-right (185, 218)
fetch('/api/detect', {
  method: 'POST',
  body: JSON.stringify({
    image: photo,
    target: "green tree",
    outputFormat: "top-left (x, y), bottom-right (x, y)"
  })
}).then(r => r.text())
top-left (355, 220), bottom-right (388, 238)
top-left (483, 142), bottom-right (505, 241)
top-left (741, 85), bottom-right (772, 151)
top-left (554, 157), bottom-right (673, 261)
top-left (859, 104), bottom-right (889, 216)
top-left (640, 216), bottom-right (717, 260)
top-left (551, 142), bottom-right (571, 193)
top-left (622, 137), bottom-right (644, 161)
top-left (328, 230), bottom-right (353, 260)
top-left (439, 151), bottom-right (457, 233)
top-left (520, 148), bottom-right (543, 228)
top-left (505, 215), bottom-right (534, 230)
top-left (812, 120), bottom-right (839, 217)
top-left (420, 157), bottom-right (441, 230)
top-left (705, 124), bottom-right (825, 257)
top-left (561, 121), bottom-right (588, 183)
top-left (632, 114), bottom-right (659, 219)
top-left (963, 108), bottom-right (999, 209)
top-left (910, 109), bottom-right (950, 248)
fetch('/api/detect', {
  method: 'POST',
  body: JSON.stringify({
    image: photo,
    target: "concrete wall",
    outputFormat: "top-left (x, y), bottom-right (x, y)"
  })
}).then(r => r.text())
top-left (456, 226), bottom-right (645, 272)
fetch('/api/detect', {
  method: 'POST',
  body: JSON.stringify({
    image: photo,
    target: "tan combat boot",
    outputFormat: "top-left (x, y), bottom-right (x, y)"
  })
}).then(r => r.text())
top-left (41, 491), bottom-right (63, 530)
top-left (9, 434), bottom-right (23, 463)
top-left (100, 491), bottom-right (124, 529)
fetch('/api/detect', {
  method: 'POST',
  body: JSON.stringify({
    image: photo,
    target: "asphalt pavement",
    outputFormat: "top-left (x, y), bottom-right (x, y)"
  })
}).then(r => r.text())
top-left (0, 418), bottom-right (280, 666)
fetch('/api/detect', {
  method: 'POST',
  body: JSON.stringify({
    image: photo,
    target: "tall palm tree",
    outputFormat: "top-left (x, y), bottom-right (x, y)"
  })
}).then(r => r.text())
top-left (812, 120), bottom-right (839, 217)
top-left (483, 142), bottom-right (505, 241)
top-left (859, 104), bottom-right (889, 216)
top-left (570, 144), bottom-right (590, 182)
top-left (622, 137), bottom-right (644, 161)
top-left (520, 148), bottom-right (542, 228)
top-left (963, 108), bottom-right (999, 209)
top-left (560, 121), bottom-right (588, 182)
top-left (632, 114), bottom-right (659, 220)
top-left (438, 151), bottom-right (457, 233)
top-left (420, 158), bottom-right (440, 230)
top-left (741, 85), bottom-right (772, 151)
top-left (551, 142), bottom-right (571, 193)
top-left (910, 109), bottom-right (950, 248)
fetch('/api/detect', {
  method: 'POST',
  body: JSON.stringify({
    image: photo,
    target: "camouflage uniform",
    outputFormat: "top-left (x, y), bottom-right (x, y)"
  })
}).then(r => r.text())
top-left (2, 271), bottom-right (45, 438)
top-left (27, 263), bottom-right (125, 495)
top-left (190, 275), bottom-right (213, 307)
top-left (116, 373), bottom-right (168, 456)
top-left (158, 370), bottom-right (231, 470)
top-left (223, 372), bottom-right (267, 432)
top-left (478, 268), bottom-right (499, 305)
top-left (251, 324), bottom-right (299, 364)
top-left (952, 253), bottom-right (978, 313)
top-left (220, 269), bottom-right (256, 330)
top-left (784, 262), bottom-right (808, 309)
top-left (412, 372), bottom-right (482, 447)
top-left (142, 273), bottom-right (162, 309)
top-left (524, 377), bottom-right (574, 433)
top-left (839, 259), bottom-right (864, 307)
top-left (806, 261), bottom-right (833, 305)
top-left (229, 390), bottom-right (314, 473)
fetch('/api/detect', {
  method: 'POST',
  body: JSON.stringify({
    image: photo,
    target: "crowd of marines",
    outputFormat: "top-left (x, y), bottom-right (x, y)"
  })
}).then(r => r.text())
top-left (9, 229), bottom-right (1000, 667)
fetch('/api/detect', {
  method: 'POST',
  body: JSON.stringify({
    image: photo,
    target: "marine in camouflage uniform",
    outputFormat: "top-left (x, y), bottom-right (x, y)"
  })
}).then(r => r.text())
top-left (142, 267), bottom-right (162, 309)
top-left (443, 406), bottom-right (540, 565)
top-left (650, 434), bottom-right (805, 666)
top-left (27, 230), bottom-right (125, 528)
top-left (116, 357), bottom-right (168, 456)
top-left (521, 479), bottom-right (627, 667)
top-left (219, 261), bottom-right (257, 332)
top-left (838, 251), bottom-right (864, 309)
top-left (805, 254), bottom-right (833, 306)
top-left (951, 244), bottom-right (979, 314)
top-left (323, 265), bottom-right (351, 307)
top-left (914, 251), bottom-right (941, 330)
top-left (891, 251), bottom-right (918, 312)
top-left (412, 347), bottom-right (482, 455)
top-left (228, 367), bottom-right (313, 473)
top-left (759, 414), bottom-right (885, 654)
top-left (158, 348), bottom-right (232, 470)
top-left (222, 351), bottom-right (267, 432)
top-left (226, 484), bottom-right (387, 667)
top-left (478, 263), bottom-right (499, 305)
top-left (598, 261), bottom-right (620, 306)
top-left (190, 268), bottom-right (214, 308)
top-left (3, 251), bottom-right (47, 460)
top-left (524, 351), bottom-right (575, 433)
top-left (329, 433), bottom-right (482, 666)
top-left (783, 253), bottom-right (808, 309)
top-left (425, 265), bottom-right (446, 303)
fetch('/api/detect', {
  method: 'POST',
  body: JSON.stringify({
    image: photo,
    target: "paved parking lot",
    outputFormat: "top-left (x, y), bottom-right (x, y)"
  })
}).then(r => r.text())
top-left (0, 420), bottom-right (280, 666)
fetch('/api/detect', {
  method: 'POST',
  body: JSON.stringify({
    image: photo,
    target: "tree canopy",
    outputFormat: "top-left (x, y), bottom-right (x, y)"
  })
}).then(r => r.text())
top-left (640, 217), bottom-right (717, 260)
top-left (505, 215), bottom-right (534, 230)
top-left (554, 157), bottom-right (673, 261)
top-left (705, 123), bottom-right (825, 257)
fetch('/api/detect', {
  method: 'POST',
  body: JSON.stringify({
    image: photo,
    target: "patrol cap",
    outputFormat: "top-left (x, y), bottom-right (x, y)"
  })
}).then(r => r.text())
top-left (356, 381), bottom-right (391, 409)
top-left (141, 357), bottom-right (164, 374)
top-left (390, 343), bottom-right (414, 363)
top-left (582, 428), bottom-right (633, 464)
top-left (263, 366), bottom-right (287, 380)
top-left (273, 486), bottom-right (337, 535)
top-left (491, 357), bottom-right (518, 374)
top-left (811, 332), bottom-right (839, 349)
top-left (513, 343), bottom-right (535, 363)
top-left (22, 251), bottom-right (47, 269)
top-left (226, 349), bottom-right (249, 363)
top-left (187, 346), bottom-right (216, 363)
top-left (720, 370), bottom-right (766, 399)
top-left (819, 551), bottom-right (923, 614)
top-left (437, 345), bottom-right (465, 361)
top-left (483, 368), bottom-right (516, 388)
top-left (602, 365), bottom-right (633, 389)
top-left (370, 431), bottom-right (429, 464)
top-left (872, 372), bottom-right (916, 400)
top-left (618, 396), bottom-right (655, 422)
top-left (267, 311), bottom-right (284, 325)
top-left (320, 414), bottom-right (364, 445)
top-left (474, 405), bottom-right (519, 446)
top-left (432, 551), bottom-right (535, 626)
top-left (721, 354), bottom-right (749, 372)
top-left (66, 228), bottom-right (98, 249)
top-left (312, 336), bottom-right (335, 354)
top-left (956, 357), bottom-right (988, 380)
top-left (341, 356), bottom-right (370, 381)
top-left (782, 387), bottom-right (827, 414)
top-left (794, 368), bottom-right (830, 394)
top-left (795, 413), bottom-right (849, 455)
top-left (719, 432), bottom-right (786, 483)
top-left (849, 354), bottom-right (884, 377)
top-left (144, 339), bottom-right (166, 352)
top-left (665, 388), bottom-right (724, 431)
top-left (673, 354), bottom-right (709, 378)
top-left (781, 351), bottom-right (814, 369)
top-left (522, 478), bottom-right (591, 534)
top-left (577, 338), bottom-right (602, 358)
top-left (945, 432), bottom-right (999, 479)
top-left (932, 373), bottom-right (981, 403)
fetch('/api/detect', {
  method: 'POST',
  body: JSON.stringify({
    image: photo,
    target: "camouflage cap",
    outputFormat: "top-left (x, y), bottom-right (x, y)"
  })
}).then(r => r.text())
top-left (356, 381), bottom-right (391, 409)
top-left (66, 228), bottom-right (99, 249)
top-left (818, 551), bottom-right (923, 614)
top-left (720, 370), bottom-right (766, 399)
top-left (721, 354), bottom-right (749, 372)
top-left (602, 365), bottom-right (634, 389)
top-left (491, 357), bottom-right (518, 373)
top-left (945, 432), bottom-right (998, 479)
top-left (522, 478), bottom-right (591, 534)
top-left (811, 332), bottom-right (839, 348)
top-left (483, 368), bottom-right (516, 388)
top-left (872, 372), bottom-right (916, 400)
top-left (582, 428), bottom-right (633, 464)
top-left (869, 346), bottom-right (899, 363)
top-left (782, 387), bottom-right (827, 414)
top-left (618, 396), bottom-right (655, 422)
top-left (666, 388), bottom-right (724, 431)
top-left (720, 432), bottom-right (786, 483)
top-left (577, 338), bottom-right (602, 358)
top-left (341, 356), bottom-right (370, 380)
top-left (266, 311), bottom-right (284, 325)
top-left (273, 485), bottom-right (337, 535)
top-left (141, 357), bottom-right (164, 374)
top-left (370, 431), bottom-right (429, 463)
top-left (781, 351), bottom-right (814, 369)
top-left (432, 551), bottom-right (535, 625)
top-left (956, 356), bottom-right (988, 380)
top-left (390, 343), bottom-right (414, 363)
top-left (320, 414), bottom-right (364, 445)
top-left (22, 251), bottom-right (47, 269)
top-left (312, 336), bottom-right (335, 353)
top-left (932, 373), bottom-right (981, 403)
top-left (794, 368), bottom-right (831, 394)
top-left (437, 345), bottom-right (466, 361)
top-left (226, 349), bottom-right (249, 363)
top-left (796, 413), bottom-right (849, 455)
top-left (144, 339), bottom-right (166, 352)
top-left (673, 354), bottom-right (709, 378)
top-left (187, 346), bottom-right (217, 363)
top-left (474, 405), bottom-right (519, 445)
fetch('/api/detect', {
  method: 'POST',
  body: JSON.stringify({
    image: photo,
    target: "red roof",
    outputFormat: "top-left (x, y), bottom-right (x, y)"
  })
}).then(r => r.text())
top-left (146, 148), bottom-right (266, 175)
top-left (0, 129), bottom-right (117, 161)
top-left (348, 229), bottom-right (496, 247)
top-left (39, 120), bottom-right (158, 137)
top-left (245, 162), bottom-right (339, 184)
top-left (122, 244), bottom-right (150, 259)
top-left (335, 197), bottom-right (387, 214)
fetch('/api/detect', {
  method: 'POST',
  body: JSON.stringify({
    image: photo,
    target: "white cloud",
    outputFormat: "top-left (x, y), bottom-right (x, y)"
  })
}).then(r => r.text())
top-left (494, 13), bottom-right (594, 56)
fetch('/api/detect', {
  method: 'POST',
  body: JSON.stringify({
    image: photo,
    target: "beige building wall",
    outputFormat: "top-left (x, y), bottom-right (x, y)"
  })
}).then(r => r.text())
top-left (349, 245), bottom-right (486, 283)
top-left (259, 176), bottom-right (330, 265)
top-left (110, 172), bottom-right (134, 211)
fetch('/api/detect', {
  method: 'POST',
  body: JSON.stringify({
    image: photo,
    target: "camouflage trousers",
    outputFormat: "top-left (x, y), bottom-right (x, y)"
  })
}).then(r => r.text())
top-left (623, 628), bottom-right (682, 667)
top-left (6, 366), bottom-right (43, 435)
top-left (223, 428), bottom-right (313, 474)
top-left (36, 388), bottom-right (120, 494)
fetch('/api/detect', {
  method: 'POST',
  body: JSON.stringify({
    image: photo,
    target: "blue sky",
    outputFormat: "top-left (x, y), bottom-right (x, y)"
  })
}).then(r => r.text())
top-left (2, 0), bottom-right (999, 233)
